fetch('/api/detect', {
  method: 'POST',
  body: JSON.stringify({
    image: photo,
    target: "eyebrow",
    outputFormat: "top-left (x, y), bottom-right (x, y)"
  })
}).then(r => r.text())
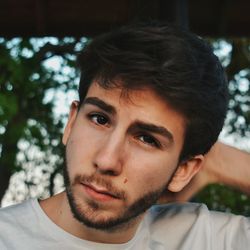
top-left (130, 121), bottom-right (174, 144)
top-left (83, 96), bottom-right (174, 143)
top-left (83, 97), bottom-right (116, 115)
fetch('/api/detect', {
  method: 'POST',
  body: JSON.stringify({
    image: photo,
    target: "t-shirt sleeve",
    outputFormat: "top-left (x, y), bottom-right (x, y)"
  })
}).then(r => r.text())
top-left (209, 210), bottom-right (250, 249)
top-left (149, 203), bottom-right (250, 250)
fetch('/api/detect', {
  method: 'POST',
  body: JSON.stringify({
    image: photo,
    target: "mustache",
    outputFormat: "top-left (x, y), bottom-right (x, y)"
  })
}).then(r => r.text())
top-left (73, 174), bottom-right (126, 200)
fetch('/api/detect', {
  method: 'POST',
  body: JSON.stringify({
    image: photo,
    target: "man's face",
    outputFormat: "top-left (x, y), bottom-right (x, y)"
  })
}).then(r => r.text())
top-left (63, 82), bottom-right (187, 231)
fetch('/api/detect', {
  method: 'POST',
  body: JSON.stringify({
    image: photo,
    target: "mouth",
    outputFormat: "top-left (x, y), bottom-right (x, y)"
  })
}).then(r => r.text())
top-left (81, 183), bottom-right (119, 201)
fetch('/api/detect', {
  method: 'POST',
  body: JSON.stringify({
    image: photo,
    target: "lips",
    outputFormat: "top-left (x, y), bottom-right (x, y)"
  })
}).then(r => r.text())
top-left (81, 183), bottom-right (119, 200)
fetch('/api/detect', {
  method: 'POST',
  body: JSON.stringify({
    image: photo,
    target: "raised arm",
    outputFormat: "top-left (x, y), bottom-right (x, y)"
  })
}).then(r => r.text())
top-left (203, 142), bottom-right (250, 195)
top-left (163, 142), bottom-right (250, 202)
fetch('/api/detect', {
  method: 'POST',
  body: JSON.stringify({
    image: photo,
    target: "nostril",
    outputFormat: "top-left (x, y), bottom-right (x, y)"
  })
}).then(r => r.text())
top-left (94, 162), bottom-right (120, 176)
top-left (97, 168), bottom-right (118, 176)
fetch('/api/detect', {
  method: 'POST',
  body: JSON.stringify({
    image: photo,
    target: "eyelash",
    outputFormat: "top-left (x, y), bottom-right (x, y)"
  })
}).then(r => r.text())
top-left (87, 113), bottom-right (110, 126)
top-left (136, 134), bottom-right (161, 148)
top-left (86, 113), bottom-right (161, 148)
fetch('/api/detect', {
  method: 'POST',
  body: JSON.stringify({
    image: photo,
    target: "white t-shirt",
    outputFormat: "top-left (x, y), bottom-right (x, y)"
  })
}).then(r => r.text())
top-left (0, 199), bottom-right (249, 250)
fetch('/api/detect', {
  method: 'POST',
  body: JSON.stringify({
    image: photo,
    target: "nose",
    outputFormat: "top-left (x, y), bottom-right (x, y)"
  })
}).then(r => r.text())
top-left (93, 131), bottom-right (125, 176)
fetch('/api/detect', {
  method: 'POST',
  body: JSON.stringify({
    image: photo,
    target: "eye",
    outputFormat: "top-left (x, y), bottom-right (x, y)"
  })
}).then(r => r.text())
top-left (88, 113), bottom-right (109, 126)
top-left (137, 134), bottom-right (161, 148)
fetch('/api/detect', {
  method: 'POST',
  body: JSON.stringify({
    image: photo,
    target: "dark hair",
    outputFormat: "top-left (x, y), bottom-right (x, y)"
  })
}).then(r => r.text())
top-left (77, 22), bottom-right (228, 162)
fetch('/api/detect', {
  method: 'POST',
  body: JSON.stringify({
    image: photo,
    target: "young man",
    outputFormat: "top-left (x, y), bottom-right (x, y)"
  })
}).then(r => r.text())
top-left (0, 23), bottom-right (249, 249)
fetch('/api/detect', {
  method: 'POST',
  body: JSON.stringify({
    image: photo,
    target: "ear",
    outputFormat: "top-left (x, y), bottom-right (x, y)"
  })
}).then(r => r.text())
top-left (62, 101), bottom-right (79, 145)
top-left (167, 155), bottom-right (204, 193)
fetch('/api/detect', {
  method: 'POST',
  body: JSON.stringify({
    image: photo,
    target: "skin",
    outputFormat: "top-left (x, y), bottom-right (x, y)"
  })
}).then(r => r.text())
top-left (40, 81), bottom-right (203, 244)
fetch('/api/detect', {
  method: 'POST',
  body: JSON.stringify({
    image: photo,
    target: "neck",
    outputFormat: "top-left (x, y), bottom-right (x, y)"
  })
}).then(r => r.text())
top-left (39, 191), bottom-right (144, 244)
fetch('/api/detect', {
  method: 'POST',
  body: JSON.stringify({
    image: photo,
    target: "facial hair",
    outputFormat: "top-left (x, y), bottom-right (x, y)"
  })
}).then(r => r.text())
top-left (63, 154), bottom-right (171, 232)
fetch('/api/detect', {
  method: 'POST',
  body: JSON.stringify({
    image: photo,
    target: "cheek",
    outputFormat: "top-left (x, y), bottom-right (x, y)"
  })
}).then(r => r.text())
top-left (125, 151), bottom-right (178, 195)
top-left (65, 127), bottom-right (97, 172)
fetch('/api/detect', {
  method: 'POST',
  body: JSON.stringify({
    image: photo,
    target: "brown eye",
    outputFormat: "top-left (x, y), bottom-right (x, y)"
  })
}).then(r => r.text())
top-left (89, 113), bottom-right (109, 125)
top-left (138, 134), bottom-right (160, 148)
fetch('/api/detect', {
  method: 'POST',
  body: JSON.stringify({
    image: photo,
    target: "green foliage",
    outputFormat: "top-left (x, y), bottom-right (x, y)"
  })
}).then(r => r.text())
top-left (214, 39), bottom-right (250, 137)
top-left (0, 37), bottom-right (249, 214)
top-left (195, 184), bottom-right (250, 216)
top-left (0, 37), bottom-right (85, 203)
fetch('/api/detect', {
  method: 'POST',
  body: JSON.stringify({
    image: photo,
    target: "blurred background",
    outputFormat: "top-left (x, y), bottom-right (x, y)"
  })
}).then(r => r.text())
top-left (0, 0), bottom-right (249, 215)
